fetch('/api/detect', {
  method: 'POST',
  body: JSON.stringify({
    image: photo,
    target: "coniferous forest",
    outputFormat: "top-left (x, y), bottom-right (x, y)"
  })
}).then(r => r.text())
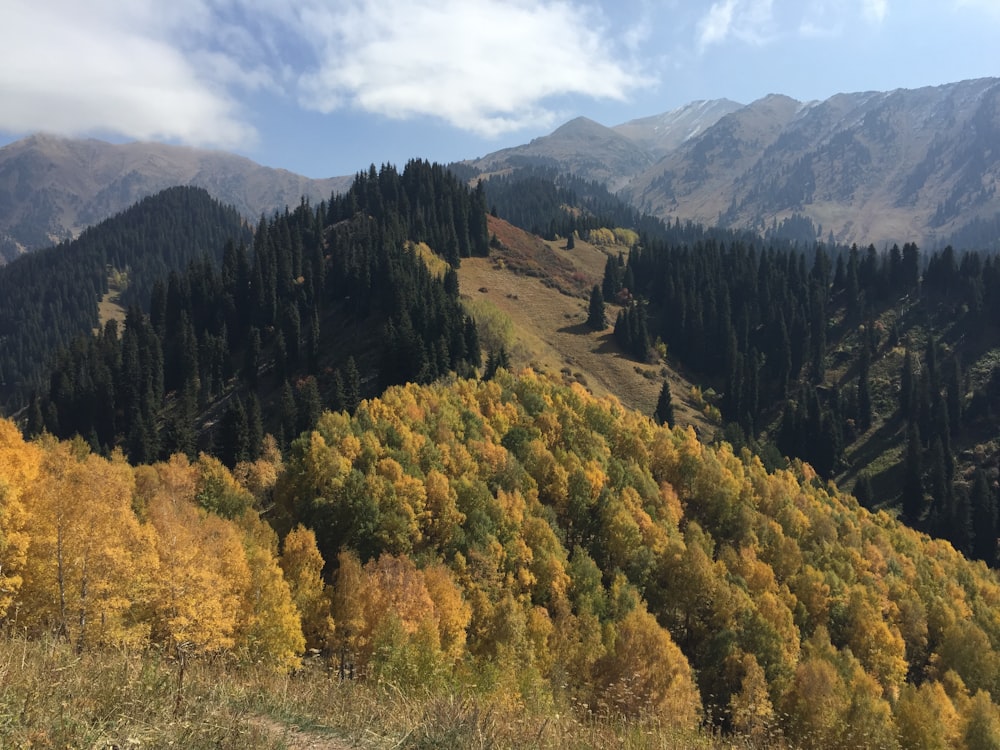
top-left (16, 160), bottom-right (485, 463)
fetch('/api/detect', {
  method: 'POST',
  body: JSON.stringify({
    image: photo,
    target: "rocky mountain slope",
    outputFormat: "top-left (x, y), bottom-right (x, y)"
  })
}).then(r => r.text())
top-left (625, 77), bottom-right (1000, 248)
top-left (0, 134), bottom-right (352, 261)
top-left (472, 78), bottom-right (1000, 249)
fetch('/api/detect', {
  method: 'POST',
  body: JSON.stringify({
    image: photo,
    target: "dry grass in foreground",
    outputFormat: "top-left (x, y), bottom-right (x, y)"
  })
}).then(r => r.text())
top-left (0, 632), bottom-right (773, 749)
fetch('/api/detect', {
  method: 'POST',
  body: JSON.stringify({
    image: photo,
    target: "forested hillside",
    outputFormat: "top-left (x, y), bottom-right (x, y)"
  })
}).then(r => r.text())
top-left (20, 161), bottom-right (486, 464)
top-left (613, 236), bottom-right (1000, 567)
top-left (0, 187), bottom-right (251, 407)
top-left (6, 371), bottom-right (1000, 747)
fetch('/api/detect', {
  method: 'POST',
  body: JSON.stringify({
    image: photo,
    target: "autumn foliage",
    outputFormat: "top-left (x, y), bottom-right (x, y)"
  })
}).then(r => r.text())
top-left (8, 370), bottom-right (1000, 745)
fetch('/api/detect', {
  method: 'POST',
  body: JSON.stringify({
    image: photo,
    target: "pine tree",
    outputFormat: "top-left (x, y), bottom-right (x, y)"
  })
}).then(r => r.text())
top-left (279, 381), bottom-right (297, 449)
top-left (343, 357), bottom-right (361, 413)
top-left (900, 349), bottom-right (915, 420)
top-left (857, 350), bottom-right (873, 432)
top-left (854, 473), bottom-right (875, 507)
top-left (296, 377), bottom-right (322, 435)
top-left (970, 470), bottom-right (998, 565)
top-left (654, 380), bottom-right (675, 428)
top-left (947, 357), bottom-right (963, 436)
top-left (587, 285), bottom-right (606, 331)
top-left (218, 396), bottom-right (249, 468)
top-left (902, 422), bottom-right (924, 525)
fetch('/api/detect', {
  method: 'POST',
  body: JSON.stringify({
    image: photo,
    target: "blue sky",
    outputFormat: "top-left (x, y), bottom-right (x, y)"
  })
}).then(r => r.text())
top-left (1, 0), bottom-right (998, 178)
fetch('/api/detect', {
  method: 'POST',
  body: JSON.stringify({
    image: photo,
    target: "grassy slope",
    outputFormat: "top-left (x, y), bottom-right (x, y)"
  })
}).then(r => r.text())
top-left (0, 633), bottom-right (727, 749)
top-left (458, 216), bottom-right (715, 439)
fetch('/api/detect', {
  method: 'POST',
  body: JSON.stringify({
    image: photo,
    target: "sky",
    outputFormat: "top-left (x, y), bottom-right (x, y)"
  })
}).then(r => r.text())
top-left (1, 0), bottom-right (998, 178)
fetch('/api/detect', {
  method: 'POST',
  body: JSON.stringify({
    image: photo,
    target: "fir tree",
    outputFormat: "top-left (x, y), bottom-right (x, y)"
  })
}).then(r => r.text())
top-left (587, 285), bottom-right (606, 331)
top-left (654, 380), bottom-right (675, 428)
top-left (857, 349), bottom-right (873, 432)
top-left (902, 422), bottom-right (924, 525)
top-left (900, 349), bottom-right (915, 420)
top-left (971, 470), bottom-right (998, 565)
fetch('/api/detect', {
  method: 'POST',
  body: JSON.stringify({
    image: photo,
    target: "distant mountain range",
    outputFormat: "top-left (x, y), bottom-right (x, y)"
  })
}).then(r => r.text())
top-left (469, 78), bottom-right (1000, 249)
top-left (3, 77), bottom-right (999, 259)
top-left (0, 135), bottom-right (352, 262)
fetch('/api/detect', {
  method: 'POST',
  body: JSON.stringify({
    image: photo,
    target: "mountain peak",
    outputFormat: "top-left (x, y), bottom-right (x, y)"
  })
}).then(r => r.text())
top-left (549, 116), bottom-right (610, 137)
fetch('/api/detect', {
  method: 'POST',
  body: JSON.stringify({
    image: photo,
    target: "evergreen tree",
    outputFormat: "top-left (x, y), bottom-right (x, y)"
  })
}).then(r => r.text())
top-left (279, 381), bottom-right (298, 450)
top-left (483, 347), bottom-right (510, 380)
top-left (857, 350), bottom-right (873, 432)
top-left (343, 357), bottom-right (361, 414)
top-left (218, 396), bottom-right (249, 468)
top-left (902, 422), bottom-right (924, 525)
top-left (971, 470), bottom-right (998, 565)
top-left (854, 473), bottom-right (875, 507)
top-left (587, 285), bottom-right (606, 331)
top-left (900, 349), bottom-right (915, 420)
top-left (654, 380), bottom-right (675, 428)
top-left (296, 377), bottom-right (322, 435)
top-left (246, 392), bottom-right (263, 462)
top-left (947, 357), bottom-right (963, 436)
top-left (927, 437), bottom-right (951, 534)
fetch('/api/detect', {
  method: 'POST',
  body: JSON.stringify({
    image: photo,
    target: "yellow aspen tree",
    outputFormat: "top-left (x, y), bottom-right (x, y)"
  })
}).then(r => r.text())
top-left (233, 433), bottom-right (284, 504)
top-left (964, 690), bottom-right (1000, 750)
top-left (594, 606), bottom-right (701, 727)
top-left (146, 485), bottom-right (250, 654)
top-left (331, 549), bottom-right (366, 676)
top-left (237, 517), bottom-right (305, 671)
top-left (19, 441), bottom-right (157, 648)
top-left (280, 524), bottom-right (335, 652)
top-left (423, 469), bottom-right (464, 549)
top-left (895, 681), bottom-right (961, 750)
top-left (729, 652), bottom-right (777, 741)
top-left (0, 418), bottom-right (39, 619)
top-left (421, 563), bottom-right (470, 664)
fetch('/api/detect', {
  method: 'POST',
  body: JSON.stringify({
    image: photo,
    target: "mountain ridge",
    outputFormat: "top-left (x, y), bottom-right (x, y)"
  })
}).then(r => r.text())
top-left (0, 134), bottom-right (352, 261)
top-left (472, 77), bottom-right (1000, 249)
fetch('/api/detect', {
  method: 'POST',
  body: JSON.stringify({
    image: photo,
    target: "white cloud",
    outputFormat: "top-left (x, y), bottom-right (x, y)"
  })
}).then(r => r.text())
top-left (861, 0), bottom-right (888, 23)
top-left (698, 0), bottom-right (737, 46)
top-left (0, 0), bottom-right (256, 148)
top-left (291, 0), bottom-right (652, 137)
top-left (697, 0), bottom-right (775, 49)
top-left (0, 0), bottom-right (653, 144)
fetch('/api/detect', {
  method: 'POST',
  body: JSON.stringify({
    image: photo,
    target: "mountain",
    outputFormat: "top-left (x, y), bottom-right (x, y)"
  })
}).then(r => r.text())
top-left (0, 134), bottom-right (352, 261)
top-left (467, 116), bottom-right (654, 192)
top-left (622, 78), bottom-right (1000, 247)
top-left (472, 78), bottom-right (1000, 249)
top-left (611, 98), bottom-right (743, 158)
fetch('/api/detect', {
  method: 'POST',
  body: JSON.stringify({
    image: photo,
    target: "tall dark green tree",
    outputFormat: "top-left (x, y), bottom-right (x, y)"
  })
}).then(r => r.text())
top-left (971, 470), bottom-right (998, 565)
top-left (857, 348), bottom-right (873, 432)
top-left (902, 422), bottom-right (925, 525)
top-left (586, 285), bottom-right (606, 330)
top-left (900, 349), bottom-right (915, 420)
top-left (654, 380), bottom-right (675, 428)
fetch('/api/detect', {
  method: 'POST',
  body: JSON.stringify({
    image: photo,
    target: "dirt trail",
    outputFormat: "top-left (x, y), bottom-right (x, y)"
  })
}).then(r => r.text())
top-left (250, 715), bottom-right (357, 750)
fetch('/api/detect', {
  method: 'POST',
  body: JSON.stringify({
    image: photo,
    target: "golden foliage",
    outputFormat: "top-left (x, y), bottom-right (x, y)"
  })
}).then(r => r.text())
top-left (280, 525), bottom-right (335, 651)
